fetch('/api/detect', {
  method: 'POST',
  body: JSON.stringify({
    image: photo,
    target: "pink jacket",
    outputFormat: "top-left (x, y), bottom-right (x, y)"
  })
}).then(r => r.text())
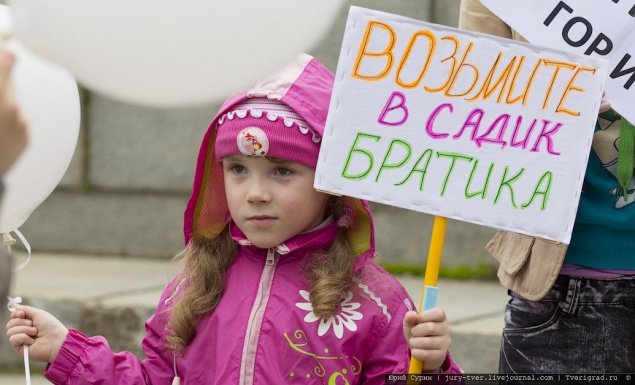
top-left (44, 54), bottom-right (462, 384)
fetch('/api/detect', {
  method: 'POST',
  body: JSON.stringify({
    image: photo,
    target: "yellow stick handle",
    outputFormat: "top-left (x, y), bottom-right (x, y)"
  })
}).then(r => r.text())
top-left (407, 216), bottom-right (447, 380)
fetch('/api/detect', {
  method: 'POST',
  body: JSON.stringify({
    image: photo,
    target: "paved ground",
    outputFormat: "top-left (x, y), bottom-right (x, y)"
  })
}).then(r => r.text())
top-left (0, 253), bottom-right (508, 384)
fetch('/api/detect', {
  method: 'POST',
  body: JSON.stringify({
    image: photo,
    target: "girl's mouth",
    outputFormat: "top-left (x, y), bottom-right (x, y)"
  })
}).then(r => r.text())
top-left (248, 216), bottom-right (275, 227)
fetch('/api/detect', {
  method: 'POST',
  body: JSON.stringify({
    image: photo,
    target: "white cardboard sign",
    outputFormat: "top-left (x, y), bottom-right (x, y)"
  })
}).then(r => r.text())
top-left (315, 6), bottom-right (609, 244)
top-left (481, 0), bottom-right (635, 124)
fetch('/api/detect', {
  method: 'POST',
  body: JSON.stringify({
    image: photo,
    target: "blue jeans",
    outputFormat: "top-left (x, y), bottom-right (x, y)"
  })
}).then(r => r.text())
top-left (499, 275), bottom-right (635, 376)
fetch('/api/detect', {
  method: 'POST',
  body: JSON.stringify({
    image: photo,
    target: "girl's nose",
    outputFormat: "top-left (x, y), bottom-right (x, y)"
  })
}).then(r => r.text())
top-left (246, 179), bottom-right (272, 203)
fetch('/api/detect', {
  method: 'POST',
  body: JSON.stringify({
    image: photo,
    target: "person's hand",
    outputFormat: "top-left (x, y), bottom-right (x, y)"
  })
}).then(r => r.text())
top-left (6, 304), bottom-right (69, 363)
top-left (403, 307), bottom-right (452, 373)
top-left (0, 47), bottom-right (28, 176)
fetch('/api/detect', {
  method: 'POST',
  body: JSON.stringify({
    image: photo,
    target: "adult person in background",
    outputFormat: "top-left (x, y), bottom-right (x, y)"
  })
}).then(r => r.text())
top-left (460, 0), bottom-right (635, 376)
top-left (0, 46), bottom-right (28, 304)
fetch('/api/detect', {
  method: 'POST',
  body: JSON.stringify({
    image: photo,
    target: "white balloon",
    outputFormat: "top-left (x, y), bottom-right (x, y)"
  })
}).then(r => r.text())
top-left (9, 0), bottom-right (344, 107)
top-left (0, 5), bottom-right (80, 233)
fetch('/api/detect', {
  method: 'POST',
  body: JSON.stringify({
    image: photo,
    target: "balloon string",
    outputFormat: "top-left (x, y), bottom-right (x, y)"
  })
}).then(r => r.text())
top-left (4, 230), bottom-right (32, 385)
top-left (23, 345), bottom-right (31, 385)
top-left (10, 229), bottom-right (32, 272)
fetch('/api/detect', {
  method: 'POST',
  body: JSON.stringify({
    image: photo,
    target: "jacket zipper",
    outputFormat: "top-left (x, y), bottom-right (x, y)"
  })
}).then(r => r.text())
top-left (239, 249), bottom-right (278, 385)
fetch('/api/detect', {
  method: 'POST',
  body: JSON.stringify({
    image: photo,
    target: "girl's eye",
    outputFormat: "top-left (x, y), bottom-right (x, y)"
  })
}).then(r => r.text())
top-left (228, 164), bottom-right (246, 174)
top-left (274, 167), bottom-right (293, 176)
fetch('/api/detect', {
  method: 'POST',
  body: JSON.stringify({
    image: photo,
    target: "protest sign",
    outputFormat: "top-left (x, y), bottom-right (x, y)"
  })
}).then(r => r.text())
top-left (481, 0), bottom-right (635, 124)
top-left (314, 6), bottom-right (609, 244)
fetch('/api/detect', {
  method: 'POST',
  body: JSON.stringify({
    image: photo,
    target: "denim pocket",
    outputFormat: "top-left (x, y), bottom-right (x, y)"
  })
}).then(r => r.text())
top-left (503, 292), bottom-right (560, 332)
top-left (499, 294), bottom-right (563, 374)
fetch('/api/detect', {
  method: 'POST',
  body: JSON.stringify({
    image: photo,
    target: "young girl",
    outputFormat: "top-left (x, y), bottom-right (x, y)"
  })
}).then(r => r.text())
top-left (7, 53), bottom-right (462, 384)
top-left (459, 0), bottom-right (635, 374)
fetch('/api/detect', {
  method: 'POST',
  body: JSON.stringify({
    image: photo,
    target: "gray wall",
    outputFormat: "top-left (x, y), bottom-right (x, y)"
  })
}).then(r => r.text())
top-left (17, 0), bottom-right (498, 270)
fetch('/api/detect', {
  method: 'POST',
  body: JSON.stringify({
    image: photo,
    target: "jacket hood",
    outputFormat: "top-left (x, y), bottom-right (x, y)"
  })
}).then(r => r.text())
top-left (183, 53), bottom-right (376, 268)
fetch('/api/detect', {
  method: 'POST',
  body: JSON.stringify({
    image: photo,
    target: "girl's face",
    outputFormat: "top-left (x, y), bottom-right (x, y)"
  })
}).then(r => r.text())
top-left (222, 155), bottom-right (330, 249)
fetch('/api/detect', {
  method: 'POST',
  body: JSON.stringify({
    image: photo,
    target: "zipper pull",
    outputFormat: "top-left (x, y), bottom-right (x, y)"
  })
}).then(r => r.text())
top-left (266, 249), bottom-right (275, 266)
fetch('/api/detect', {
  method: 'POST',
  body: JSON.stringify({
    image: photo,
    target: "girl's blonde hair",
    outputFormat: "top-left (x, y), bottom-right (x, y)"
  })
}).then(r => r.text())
top-left (166, 197), bottom-right (355, 354)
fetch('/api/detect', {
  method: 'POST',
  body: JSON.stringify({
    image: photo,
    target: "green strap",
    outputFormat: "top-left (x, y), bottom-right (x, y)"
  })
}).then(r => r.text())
top-left (617, 118), bottom-right (635, 198)
top-left (600, 109), bottom-right (635, 198)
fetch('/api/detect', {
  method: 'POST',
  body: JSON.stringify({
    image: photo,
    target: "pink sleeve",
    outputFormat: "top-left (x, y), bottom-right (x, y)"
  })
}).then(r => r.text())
top-left (401, 354), bottom-right (465, 384)
top-left (44, 283), bottom-right (179, 385)
top-left (442, 352), bottom-right (463, 375)
top-left (360, 297), bottom-right (412, 384)
top-left (437, 352), bottom-right (465, 384)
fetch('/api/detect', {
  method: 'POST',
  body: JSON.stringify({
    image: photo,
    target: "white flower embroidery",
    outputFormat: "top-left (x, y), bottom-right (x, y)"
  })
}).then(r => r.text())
top-left (295, 290), bottom-right (363, 339)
